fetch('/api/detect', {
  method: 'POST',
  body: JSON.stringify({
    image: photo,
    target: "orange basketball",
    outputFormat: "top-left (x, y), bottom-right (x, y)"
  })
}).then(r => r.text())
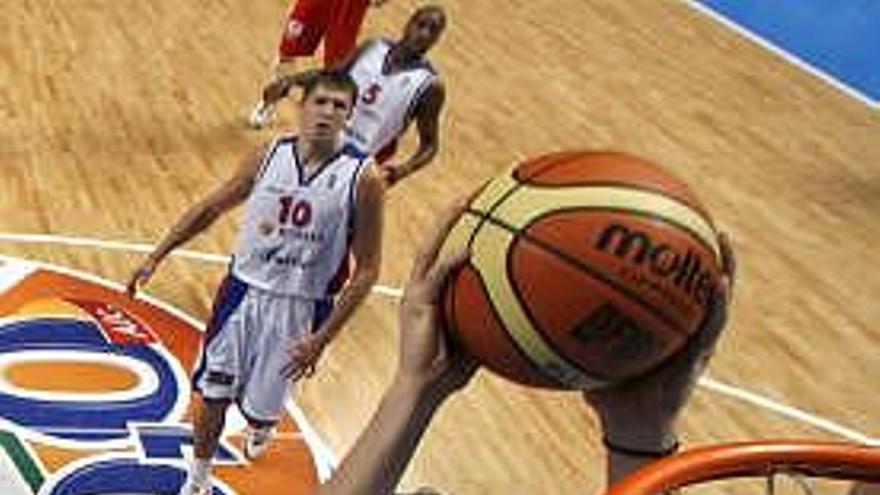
top-left (440, 151), bottom-right (724, 390)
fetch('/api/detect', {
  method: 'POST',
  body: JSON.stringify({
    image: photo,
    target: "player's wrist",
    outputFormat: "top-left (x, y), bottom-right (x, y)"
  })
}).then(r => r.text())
top-left (145, 252), bottom-right (164, 267)
top-left (383, 165), bottom-right (400, 185)
top-left (603, 435), bottom-right (680, 458)
top-left (389, 373), bottom-right (436, 403)
top-left (312, 328), bottom-right (334, 346)
top-left (394, 369), bottom-right (467, 411)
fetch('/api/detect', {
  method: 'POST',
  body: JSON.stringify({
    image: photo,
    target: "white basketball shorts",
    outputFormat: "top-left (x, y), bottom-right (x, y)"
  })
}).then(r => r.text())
top-left (192, 275), bottom-right (333, 423)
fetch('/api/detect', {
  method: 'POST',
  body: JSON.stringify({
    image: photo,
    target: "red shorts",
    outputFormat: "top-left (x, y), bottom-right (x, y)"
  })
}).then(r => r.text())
top-left (278, 0), bottom-right (370, 67)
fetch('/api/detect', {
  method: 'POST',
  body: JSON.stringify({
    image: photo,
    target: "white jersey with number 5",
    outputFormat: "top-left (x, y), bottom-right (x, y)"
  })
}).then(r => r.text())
top-left (231, 136), bottom-right (371, 299)
top-left (346, 39), bottom-right (437, 155)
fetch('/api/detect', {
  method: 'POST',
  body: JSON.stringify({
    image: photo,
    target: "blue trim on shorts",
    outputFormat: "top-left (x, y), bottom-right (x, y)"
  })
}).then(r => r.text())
top-left (236, 400), bottom-right (278, 428)
top-left (192, 274), bottom-right (249, 394)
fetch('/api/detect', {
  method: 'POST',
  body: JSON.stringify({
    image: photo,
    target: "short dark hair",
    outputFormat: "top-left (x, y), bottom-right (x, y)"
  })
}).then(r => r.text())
top-left (413, 4), bottom-right (447, 28)
top-left (301, 69), bottom-right (359, 105)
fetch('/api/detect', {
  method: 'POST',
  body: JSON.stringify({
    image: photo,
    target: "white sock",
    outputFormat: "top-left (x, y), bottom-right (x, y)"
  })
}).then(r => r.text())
top-left (190, 457), bottom-right (211, 485)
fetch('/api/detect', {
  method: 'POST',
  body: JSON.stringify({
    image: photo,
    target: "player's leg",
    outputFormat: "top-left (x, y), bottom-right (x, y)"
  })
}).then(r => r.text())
top-left (180, 276), bottom-right (251, 495)
top-left (373, 139), bottom-right (401, 186)
top-left (323, 0), bottom-right (370, 67)
top-left (178, 397), bottom-right (232, 495)
top-left (250, 0), bottom-right (333, 128)
top-left (238, 296), bottom-right (330, 459)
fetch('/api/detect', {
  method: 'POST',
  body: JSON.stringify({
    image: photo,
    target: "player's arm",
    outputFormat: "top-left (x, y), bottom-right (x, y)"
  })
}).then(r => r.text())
top-left (314, 199), bottom-right (476, 495)
top-left (584, 233), bottom-right (736, 484)
top-left (381, 81), bottom-right (445, 186)
top-left (125, 144), bottom-right (268, 296)
top-left (285, 164), bottom-right (385, 378)
top-left (318, 165), bottom-right (384, 340)
top-left (315, 372), bottom-right (442, 495)
top-left (279, 40), bottom-right (376, 98)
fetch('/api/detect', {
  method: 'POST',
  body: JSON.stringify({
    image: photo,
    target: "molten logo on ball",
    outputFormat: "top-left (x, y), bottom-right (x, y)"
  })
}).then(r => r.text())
top-left (594, 223), bottom-right (716, 308)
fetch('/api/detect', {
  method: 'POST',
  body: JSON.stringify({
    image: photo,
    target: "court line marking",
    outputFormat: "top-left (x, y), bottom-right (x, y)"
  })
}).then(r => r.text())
top-left (0, 246), bottom-right (340, 478)
top-left (683, 0), bottom-right (880, 109)
top-left (0, 233), bottom-right (404, 299)
top-left (0, 231), bottom-right (876, 446)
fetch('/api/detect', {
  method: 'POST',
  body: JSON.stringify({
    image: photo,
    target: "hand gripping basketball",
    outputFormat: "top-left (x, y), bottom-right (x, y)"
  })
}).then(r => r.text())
top-left (584, 231), bottom-right (735, 456)
top-left (396, 198), bottom-right (478, 394)
top-left (439, 151), bottom-right (728, 390)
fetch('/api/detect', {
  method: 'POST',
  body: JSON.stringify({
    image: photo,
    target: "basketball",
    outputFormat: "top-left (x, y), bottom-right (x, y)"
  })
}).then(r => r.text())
top-left (440, 151), bottom-right (724, 390)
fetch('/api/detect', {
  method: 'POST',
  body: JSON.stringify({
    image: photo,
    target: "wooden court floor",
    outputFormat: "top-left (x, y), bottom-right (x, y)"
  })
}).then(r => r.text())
top-left (2, 0), bottom-right (879, 492)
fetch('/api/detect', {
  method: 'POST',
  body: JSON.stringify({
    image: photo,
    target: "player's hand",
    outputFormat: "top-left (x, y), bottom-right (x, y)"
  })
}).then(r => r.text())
top-left (397, 197), bottom-right (477, 394)
top-left (584, 232), bottom-right (736, 451)
top-left (283, 332), bottom-right (328, 381)
top-left (370, 0), bottom-right (390, 7)
top-left (125, 257), bottom-right (159, 298)
top-left (377, 163), bottom-right (399, 187)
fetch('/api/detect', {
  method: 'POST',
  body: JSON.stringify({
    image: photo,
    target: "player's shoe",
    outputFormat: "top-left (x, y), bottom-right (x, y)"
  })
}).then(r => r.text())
top-left (243, 425), bottom-right (275, 460)
top-left (248, 100), bottom-right (276, 129)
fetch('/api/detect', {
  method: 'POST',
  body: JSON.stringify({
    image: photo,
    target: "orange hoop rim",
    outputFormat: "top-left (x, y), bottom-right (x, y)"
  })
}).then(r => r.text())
top-left (604, 440), bottom-right (880, 494)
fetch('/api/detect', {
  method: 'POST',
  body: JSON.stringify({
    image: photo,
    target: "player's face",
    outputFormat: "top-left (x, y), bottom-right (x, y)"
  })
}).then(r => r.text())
top-left (402, 10), bottom-right (445, 54)
top-left (299, 86), bottom-right (353, 143)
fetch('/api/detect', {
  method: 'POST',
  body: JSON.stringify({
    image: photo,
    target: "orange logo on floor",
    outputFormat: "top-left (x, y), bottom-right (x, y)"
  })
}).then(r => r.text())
top-left (0, 256), bottom-right (331, 495)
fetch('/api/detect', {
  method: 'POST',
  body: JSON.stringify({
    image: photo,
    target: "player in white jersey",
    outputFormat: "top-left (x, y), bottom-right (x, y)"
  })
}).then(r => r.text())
top-left (255, 5), bottom-right (448, 187)
top-left (125, 70), bottom-right (384, 495)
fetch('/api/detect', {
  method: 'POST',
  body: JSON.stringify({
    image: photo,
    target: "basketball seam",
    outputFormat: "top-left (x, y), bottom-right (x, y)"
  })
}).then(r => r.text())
top-left (474, 177), bottom-right (719, 260)
top-left (450, 263), bottom-right (565, 387)
top-left (468, 211), bottom-right (690, 336)
top-left (465, 172), bottom-right (528, 244)
top-left (516, 180), bottom-right (713, 221)
top-left (503, 243), bottom-right (616, 383)
top-left (526, 205), bottom-right (718, 262)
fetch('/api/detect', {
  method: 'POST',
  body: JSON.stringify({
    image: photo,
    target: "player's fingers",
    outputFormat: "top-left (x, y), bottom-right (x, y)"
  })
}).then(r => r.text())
top-left (125, 278), bottom-right (137, 298)
top-left (694, 276), bottom-right (730, 352)
top-left (422, 247), bottom-right (469, 302)
top-left (125, 270), bottom-right (145, 298)
top-left (409, 197), bottom-right (468, 282)
top-left (281, 360), bottom-right (304, 381)
top-left (287, 367), bottom-right (306, 381)
top-left (280, 362), bottom-right (292, 378)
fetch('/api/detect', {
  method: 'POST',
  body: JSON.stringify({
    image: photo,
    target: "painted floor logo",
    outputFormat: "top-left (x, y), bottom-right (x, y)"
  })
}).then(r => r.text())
top-left (0, 255), bottom-right (331, 495)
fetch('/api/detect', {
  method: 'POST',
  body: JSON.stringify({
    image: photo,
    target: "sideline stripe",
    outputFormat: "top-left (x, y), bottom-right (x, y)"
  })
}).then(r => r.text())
top-left (0, 250), bottom-right (340, 478)
top-left (0, 233), bottom-right (403, 299)
top-left (0, 232), bottom-right (876, 446)
top-left (683, 0), bottom-right (880, 109)
top-left (0, 233), bottom-right (228, 264)
top-left (699, 377), bottom-right (879, 445)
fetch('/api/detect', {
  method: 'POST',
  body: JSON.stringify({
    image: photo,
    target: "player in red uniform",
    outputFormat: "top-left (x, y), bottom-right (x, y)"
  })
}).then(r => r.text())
top-left (250, 0), bottom-right (390, 128)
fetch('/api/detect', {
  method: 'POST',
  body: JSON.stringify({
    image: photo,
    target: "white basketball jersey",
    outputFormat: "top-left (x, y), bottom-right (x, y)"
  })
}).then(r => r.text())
top-left (346, 39), bottom-right (437, 154)
top-left (231, 136), bottom-right (370, 299)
